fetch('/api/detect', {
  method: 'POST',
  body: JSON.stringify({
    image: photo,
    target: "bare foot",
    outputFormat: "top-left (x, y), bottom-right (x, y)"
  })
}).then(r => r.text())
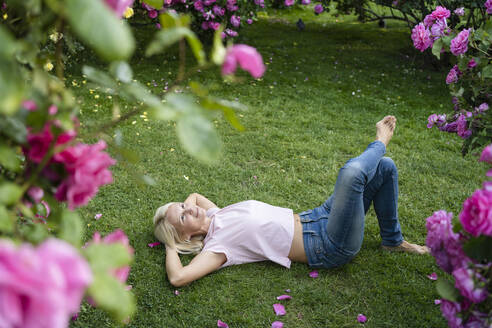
top-left (376, 115), bottom-right (396, 147)
top-left (382, 240), bottom-right (429, 255)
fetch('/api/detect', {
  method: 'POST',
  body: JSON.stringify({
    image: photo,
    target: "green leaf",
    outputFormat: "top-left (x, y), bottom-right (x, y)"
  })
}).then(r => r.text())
top-left (176, 114), bottom-right (221, 163)
top-left (146, 27), bottom-right (193, 57)
top-left (0, 26), bottom-right (17, 59)
top-left (144, 0), bottom-right (164, 8)
top-left (83, 243), bottom-right (132, 273)
top-left (159, 11), bottom-right (180, 28)
top-left (200, 98), bottom-right (246, 131)
top-left (122, 82), bottom-right (178, 120)
top-left (482, 65), bottom-right (492, 79)
top-left (463, 236), bottom-right (492, 262)
top-left (87, 273), bottom-right (135, 322)
top-left (65, 0), bottom-right (135, 61)
top-left (82, 66), bottom-right (119, 91)
top-left (0, 62), bottom-right (25, 116)
top-left (0, 144), bottom-right (21, 172)
top-left (0, 182), bottom-right (23, 206)
top-left (457, 56), bottom-right (469, 72)
top-left (0, 205), bottom-right (13, 233)
top-left (57, 209), bottom-right (83, 247)
top-left (436, 279), bottom-right (460, 302)
top-left (431, 38), bottom-right (443, 60)
top-left (110, 61), bottom-right (133, 83)
top-left (211, 26), bottom-right (226, 65)
top-left (185, 33), bottom-right (205, 65)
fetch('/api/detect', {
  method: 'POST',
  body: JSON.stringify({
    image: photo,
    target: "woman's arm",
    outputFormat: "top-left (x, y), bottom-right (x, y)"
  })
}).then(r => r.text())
top-left (184, 193), bottom-right (217, 211)
top-left (165, 245), bottom-right (226, 287)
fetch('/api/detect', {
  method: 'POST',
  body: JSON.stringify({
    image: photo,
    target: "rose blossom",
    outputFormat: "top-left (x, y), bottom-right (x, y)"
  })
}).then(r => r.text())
top-left (209, 22), bottom-right (220, 30)
top-left (314, 4), bottom-right (323, 14)
top-left (450, 29), bottom-right (470, 55)
top-left (486, 0), bottom-right (492, 14)
top-left (446, 65), bottom-right (460, 84)
top-left (285, 0), bottom-right (295, 6)
top-left (431, 6), bottom-right (451, 20)
top-left (430, 19), bottom-right (447, 40)
top-left (230, 15), bottom-right (240, 27)
top-left (0, 238), bottom-right (92, 328)
top-left (194, 0), bottom-right (204, 11)
top-left (453, 267), bottom-right (488, 303)
top-left (456, 114), bottom-right (471, 139)
top-left (459, 188), bottom-right (492, 237)
top-left (301, 0), bottom-right (310, 4)
top-left (247, 18), bottom-right (253, 24)
top-left (54, 141), bottom-right (116, 209)
top-left (454, 7), bottom-right (465, 16)
top-left (476, 103), bottom-right (488, 114)
top-left (225, 29), bottom-right (238, 37)
top-left (222, 44), bottom-right (265, 78)
top-left (25, 124), bottom-right (76, 163)
top-left (254, 0), bottom-right (264, 7)
top-left (22, 100), bottom-right (37, 111)
top-left (212, 5), bottom-right (224, 16)
top-left (411, 23), bottom-right (432, 52)
top-left (427, 114), bottom-right (446, 128)
top-left (104, 0), bottom-right (134, 18)
top-left (440, 300), bottom-right (463, 328)
top-left (468, 58), bottom-right (477, 68)
top-left (226, 0), bottom-right (238, 11)
top-left (201, 21), bottom-right (209, 30)
top-left (479, 144), bottom-right (492, 164)
top-left (423, 14), bottom-right (435, 27)
top-left (426, 210), bottom-right (470, 273)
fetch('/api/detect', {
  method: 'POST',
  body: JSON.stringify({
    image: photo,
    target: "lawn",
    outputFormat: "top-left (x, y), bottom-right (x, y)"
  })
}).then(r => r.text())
top-left (69, 5), bottom-right (487, 328)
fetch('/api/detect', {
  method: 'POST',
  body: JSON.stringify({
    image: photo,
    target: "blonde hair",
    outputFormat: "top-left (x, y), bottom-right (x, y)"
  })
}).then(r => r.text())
top-left (153, 202), bottom-right (204, 255)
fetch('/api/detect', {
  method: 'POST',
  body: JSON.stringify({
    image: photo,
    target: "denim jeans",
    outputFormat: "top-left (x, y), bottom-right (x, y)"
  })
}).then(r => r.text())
top-left (301, 141), bottom-right (404, 268)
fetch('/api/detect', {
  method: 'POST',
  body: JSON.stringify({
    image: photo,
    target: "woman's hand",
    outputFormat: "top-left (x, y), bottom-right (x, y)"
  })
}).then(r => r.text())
top-left (184, 193), bottom-right (217, 211)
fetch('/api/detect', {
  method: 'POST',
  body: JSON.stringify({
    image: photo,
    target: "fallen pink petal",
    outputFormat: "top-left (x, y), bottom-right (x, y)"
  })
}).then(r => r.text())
top-left (217, 319), bottom-right (229, 328)
top-left (125, 285), bottom-right (133, 291)
top-left (309, 270), bottom-right (318, 278)
top-left (94, 213), bottom-right (102, 220)
top-left (357, 314), bottom-right (367, 323)
top-left (273, 304), bottom-right (286, 316)
top-left (174, 290), bottom-right (180, 295)
top-left (434, 299), bottom-right (442, 305)
top-left (276, 295), bottom-right (292, 300)
top-left (285, 289), bottom-right (291, 293)
top-left (427, 272), bottom-right (438, 280)
top-left (148, 242), bottom-right (161, 248)
top-left (272, 321), bottom-right (284, 328)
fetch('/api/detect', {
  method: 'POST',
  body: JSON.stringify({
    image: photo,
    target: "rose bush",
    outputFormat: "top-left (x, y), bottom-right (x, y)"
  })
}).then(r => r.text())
top-left (0, 0), bottom-right (264, 326)
top-left (413, 2), bottom-right (491, 156)
top-left (425, 144), bottom-right (492, 328)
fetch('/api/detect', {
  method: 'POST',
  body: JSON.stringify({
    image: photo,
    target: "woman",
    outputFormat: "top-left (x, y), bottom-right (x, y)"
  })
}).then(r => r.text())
top-left (153, 116), bottom-right (429, 287)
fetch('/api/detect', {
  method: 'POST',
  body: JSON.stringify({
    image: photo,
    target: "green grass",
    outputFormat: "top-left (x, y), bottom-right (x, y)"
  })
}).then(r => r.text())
top-left (69, 6), bottom-right (487, 328)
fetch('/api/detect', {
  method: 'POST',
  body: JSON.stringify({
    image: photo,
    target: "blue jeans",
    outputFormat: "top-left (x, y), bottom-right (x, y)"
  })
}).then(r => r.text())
top-left (301, 141), bottom-right (404, 268)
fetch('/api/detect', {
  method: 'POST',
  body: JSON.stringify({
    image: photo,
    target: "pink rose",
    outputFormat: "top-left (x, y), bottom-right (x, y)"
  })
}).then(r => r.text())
top-left (54, 141), bottom-right (116, 209)
top-left (454, 7), bottom-right (465, 16)
top-left (104, 0), bottom-right (134, 17)
top-left (285, 0), bottom-right (294, 6)
top-left (25, 124), bottom-right (76, 163)
top-left (201, 21), bottom-right (209, 30)
top-left (230, 15), bottom-right (240, 27)
top-left (213, 5), bottom-right (224, 16)
top-left (0, 238), bottom-right (92, 328)
top-left (247, 18), bottom-right (253, 24)
top-left (314, 4), bottom-right (323, 14)
top-left (222, 44), bottom-right (266, 78)
top-left (148, 9), bottom-right (158, 18)
top-left (431, 6), bottom-right (450, 20)
top-left (411, 23), bottom-right (432, 52)
top-left (423, 14), bottom-right (435, 28)
top-left (27, 186), bottom-right (44, 203)
top-left (479, 144), bottom-right (492, 163)
top-left (224, 28), bottom-right (238, 37)
top-left (446, 65), bottom-right (460, 84)
top-left (254, 0), bottom-right (264, 7)
top-left (450, 29), bottom-right (470, 56)
top-left (301, 0), bottom-right (310, 4)
top-left (87, 230), bottom-right (134, 284)
top-left (226, 0), bottom-right (238, 11)
top-left (459, 188), bottom-right (492, 237)
top-left (209, 21), bottom-right (220, 30)
top-left (486, 0), bottom-right (492, 14)
top-left (456, 114), bottom-right (471, 139)
top-left (22, 100), bottom-right (37, 111)
top-left (194, 0), bottom-right (204, 11)
top-left (468, 58), bottom-right (477, 68)
top-left (452, 267), bottom-right (488, 303)
top-left (430, 18), bottom-right (447, 40)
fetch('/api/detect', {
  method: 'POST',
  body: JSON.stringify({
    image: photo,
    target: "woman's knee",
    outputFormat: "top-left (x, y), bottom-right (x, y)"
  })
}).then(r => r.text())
top-left (379, 157), bottom-right (397, 174)
top-left (339, 161), bottom-right (364, 182)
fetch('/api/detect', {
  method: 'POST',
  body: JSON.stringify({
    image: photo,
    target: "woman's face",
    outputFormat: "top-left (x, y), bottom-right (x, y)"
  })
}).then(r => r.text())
top-left (166, 202), bottom-right (207, 239)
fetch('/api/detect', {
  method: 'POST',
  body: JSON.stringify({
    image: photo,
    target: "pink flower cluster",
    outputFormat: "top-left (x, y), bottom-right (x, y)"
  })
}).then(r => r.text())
top-left (222, 44), bottom-right (266, 78)
top-left (486, 0), bottom-right (492, 14)
top-left (0, 239), bottom-right (92, 328)
top-left (53, 141), bottom-right (116, 210)
top-left (25, 121), bottom-right (116, 210)
top-left (450, 29), bottom-right (470, 56)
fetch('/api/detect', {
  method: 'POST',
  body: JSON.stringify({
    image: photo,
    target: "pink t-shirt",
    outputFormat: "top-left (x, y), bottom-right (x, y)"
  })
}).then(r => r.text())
top-left (202, 200), bottom-right (294, 268)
